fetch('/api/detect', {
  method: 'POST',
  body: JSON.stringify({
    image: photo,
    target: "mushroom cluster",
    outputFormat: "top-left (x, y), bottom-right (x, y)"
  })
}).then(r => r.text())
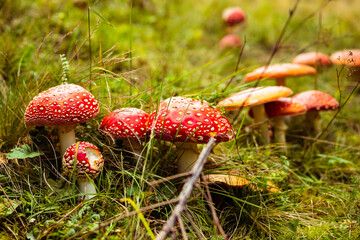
top-left (24, 83), bottom-right (99, 156)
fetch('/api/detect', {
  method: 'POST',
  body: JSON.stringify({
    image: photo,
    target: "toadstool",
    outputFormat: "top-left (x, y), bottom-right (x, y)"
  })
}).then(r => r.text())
top-left (222, 7), bottom-right (246, 29)
top-left (219, 34), bottom-right (242, 50)
top-left (292, 52), bottom-right (332, 67)
top-left (217, 86), bottom-right (293, 144)
top-left (244, 63), bottom-right (316, 86)
top-left (63, 142), bottom-right (104, 200)
top-left (330, 49), bottom-right (360, 82)
top-left (148, 97), bottom-right (234, 173)
top-left (292, 90), bottom-right (339, 135)
top-left (99, 108), bottom-right (149, 156)
top-left (24, 84), bottom-right (99, 156)
top-left (249, 97), bottom-right (307, 152)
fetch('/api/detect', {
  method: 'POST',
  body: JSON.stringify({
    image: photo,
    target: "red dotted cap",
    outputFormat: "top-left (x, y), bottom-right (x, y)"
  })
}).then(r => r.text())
top-left (148, 97), bottom-right (234, 144)
top-left (292, 52), bottom-right (332, 67)
top-left (248, 97), bottom-right (307, 118)
top-left (222, 7), bottom-right (246, 26)
top-left (24, 84), bottom-right (99, 127)
top-left (62, 142), bottom-right (104, 181)
top-left (99, 108), bottom-right (149, 141)
top-left (292, 90), bottom-right (339, 111)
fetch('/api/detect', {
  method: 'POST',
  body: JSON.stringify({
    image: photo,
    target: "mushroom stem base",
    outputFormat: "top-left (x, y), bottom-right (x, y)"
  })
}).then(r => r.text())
top-left (58, 125), bottom-right (77, 156)
top-left (175, 142), bottom-right (200, 173)
top-left (273, 116), bottom-right (288, 153)
top-left (252, 104), bottom-right (270, 144)
top-left (78, 180), bottom-right (97, 200)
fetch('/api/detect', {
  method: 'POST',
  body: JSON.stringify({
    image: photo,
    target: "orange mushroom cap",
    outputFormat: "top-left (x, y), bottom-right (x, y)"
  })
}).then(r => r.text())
top-left (217, 86), bottom-right (293, 110)
top-left (292, 52), bottom-right (332, 67)
top-left (330, 49), bottom-right (360, 67)
top-left (244, 63), bottom-right (316, 83)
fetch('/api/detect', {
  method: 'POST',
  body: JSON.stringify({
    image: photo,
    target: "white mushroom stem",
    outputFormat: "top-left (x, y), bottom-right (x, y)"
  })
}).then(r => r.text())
top-left (306, 111), bottom-right (321, 135)
top-left (175, 142), bottom-right (200, 173)
top-left (276, 77), bottom-right (286, 86)
top-left (251, 104), bottom-right (270, 144)
top-left (77, 180), bottom-right (97, 200)
top-left (123, 139), bottom-right (143, 157)
top-left (273, 116), bottom-right (288, 152)
top-left (58, 124), bottom-right (77, 156)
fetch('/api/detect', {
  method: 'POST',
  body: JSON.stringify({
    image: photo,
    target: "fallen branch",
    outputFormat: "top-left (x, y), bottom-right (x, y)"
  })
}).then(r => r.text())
top-left (155, 138), bottom-right (216, 240)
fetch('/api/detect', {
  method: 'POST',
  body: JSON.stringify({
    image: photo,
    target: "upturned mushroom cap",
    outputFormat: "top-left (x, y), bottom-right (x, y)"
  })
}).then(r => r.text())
top-left (244, 63), bottom-right (316, 83)
top-left (99, 108), bottom-right (149, 141)
top-left (292, 90), bottom-right (339, 111)
top-left (292, 52), bottom-right (332, 67)
top-left (62, 142), bottom-right (104, 181)
top-left (249, 97), bottom-right (307, 118)
top-left (330, 49), bottom-right (360, 67)
top-left (222, 7), bottom-right (246, 26)
top-left (24, 84), bottom-right (99, 126)
top-left (219, 34), bottom-right (242, 49)
top-left (217, 86), bottom-right (293, 110)
top-left (148, 97), bottom-right (234, 144)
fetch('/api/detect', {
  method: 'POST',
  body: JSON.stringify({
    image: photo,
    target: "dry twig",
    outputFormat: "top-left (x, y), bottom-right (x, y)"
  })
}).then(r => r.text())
top-left (155, 138), bottom-right (215, 240)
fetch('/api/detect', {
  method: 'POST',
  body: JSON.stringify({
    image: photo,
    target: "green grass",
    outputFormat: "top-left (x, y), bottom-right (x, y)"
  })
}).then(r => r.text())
top-left (1, 0), bottom-right (360, 239)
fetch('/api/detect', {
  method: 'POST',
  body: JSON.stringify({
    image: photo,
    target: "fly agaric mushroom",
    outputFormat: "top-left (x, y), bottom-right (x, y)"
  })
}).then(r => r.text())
top-left (249, 97), bottom-right (307, 152)
top-left (244, 63), bottom-right (316, 86)
top-left (148, 97), bottom-right (234, 173)
top-left (99, 108), bottom-right (149, 156)
top-left (63, 142), bottom-right (104, 200)
top-left (222, 7), bottom-right (246, 28)
top-left (217, 86), bottom-right (293, 144)
top-left (330, 49), bottom-right (360, 66)
top-left (219, 34), bottom-right (242, 50)
top-left (24, 84), bottom-right (99, 156)
top-left (292, 52), bottom-right (332, 67)
top-left (292, 90), bottom-right (339, 135)
top-left (330, 49), bottom-right (360, 82)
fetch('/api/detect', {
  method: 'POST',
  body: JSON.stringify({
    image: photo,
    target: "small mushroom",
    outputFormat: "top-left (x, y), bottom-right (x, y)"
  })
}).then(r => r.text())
top-left (62, 142), bottom-right (104, 200)
top-left (217, 86), bottom-right (293, 144)
top-left (249, 97), bottom-right (307, 152)
top-left (148, 97), bottom-right (234, 173)
top-left (222, 7), bottom-right (246, 30)
top-left (330, 49), bottom-right (360, 82)
top-left (99, 108), bottom-right (149, 156)
top-left (244, 63), bottom-right (316, 86)
top-left (219, 34), bottom-right (242, 50)
top-left (292, 90), bottom-right (339, 135)
top-left (292, 52), bottom-right (332, 67)
top-left (24, 84), bottom-right (99, 156)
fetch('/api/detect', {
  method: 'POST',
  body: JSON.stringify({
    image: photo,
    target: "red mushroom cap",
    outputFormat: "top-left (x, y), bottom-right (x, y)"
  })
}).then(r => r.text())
top-left (292, 90), bottom-right (339, 111)
top-left (62, 142), bottom-right (104, 181)
top-left (219, 34), bottom-right (242, 49)
top-left (148, 97), bottom-right (234, 144)
top-left (222, 7), bottom-right (246, 26)
top-left (24, 84), bottom-right (99, 127)
top-left (99, 108), bottom-right (149, 141)
top-left (292, 52), bottom-right (332, 67)
top-left (248, 97), bottom-right (307, 118)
